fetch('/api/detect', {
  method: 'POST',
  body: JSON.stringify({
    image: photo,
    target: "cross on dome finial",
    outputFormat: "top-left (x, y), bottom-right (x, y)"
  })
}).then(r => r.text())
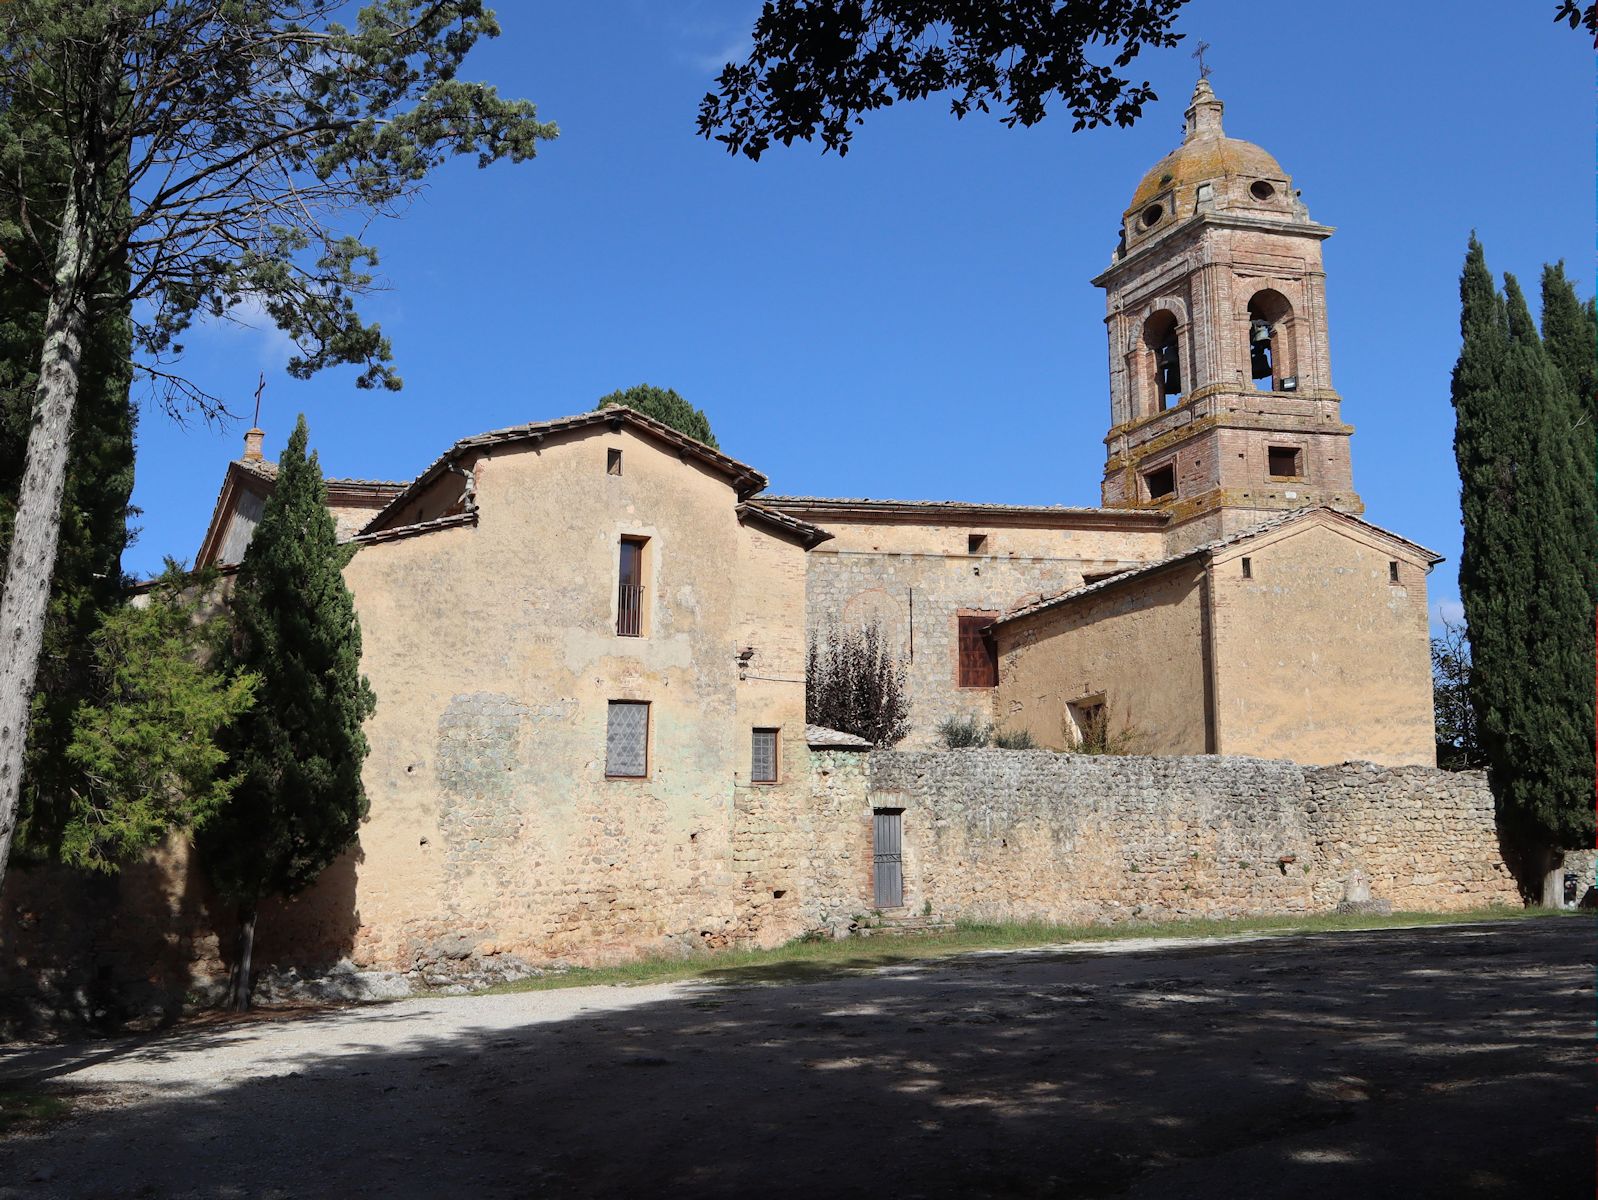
top-left (1191, 39), bottom-right (1212, 79)
top-left (1184, 72), bottom-right (1224, 141)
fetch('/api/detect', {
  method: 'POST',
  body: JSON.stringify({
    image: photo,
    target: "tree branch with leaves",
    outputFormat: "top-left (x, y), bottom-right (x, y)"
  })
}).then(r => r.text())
top-left (697, 0), bottom-right (1188, 159)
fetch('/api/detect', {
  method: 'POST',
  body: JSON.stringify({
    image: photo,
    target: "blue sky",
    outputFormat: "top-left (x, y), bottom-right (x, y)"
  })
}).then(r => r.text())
top-left (129, 2), bottom-right (1594, 630)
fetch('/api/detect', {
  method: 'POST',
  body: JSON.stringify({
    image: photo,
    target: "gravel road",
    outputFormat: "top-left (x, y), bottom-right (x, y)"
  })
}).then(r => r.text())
top-left (0, 919), bottom-right (1589, 1198)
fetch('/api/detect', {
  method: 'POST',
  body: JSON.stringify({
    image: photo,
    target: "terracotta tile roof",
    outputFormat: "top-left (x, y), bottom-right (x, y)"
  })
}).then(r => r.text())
top-left (231, 457), bottom-right (409, 491)
top-left (736, 502), bottom-right (833, 548)
top-left (353, 510), bottom-right (479, 546)
top-left (361, 407), bottom-right (768, 536)
top-left (998, 506), bottom-right (1443, 625)
top-left (761, 496), bottom-right (1168, 528)
top-left (805, 724), bottom-right (874, 749)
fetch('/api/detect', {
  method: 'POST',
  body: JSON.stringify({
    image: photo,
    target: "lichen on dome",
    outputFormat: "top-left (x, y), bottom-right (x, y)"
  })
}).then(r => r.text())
top-left (1124, 78), bottom-right (1288, 217)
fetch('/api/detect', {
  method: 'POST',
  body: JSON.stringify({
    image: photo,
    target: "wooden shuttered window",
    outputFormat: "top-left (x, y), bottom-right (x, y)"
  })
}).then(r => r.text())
top-left (750, 728), bottom-right (778, 783)
top-left (606, 701), bottom-right (649, 778)
top-left (957, 614), bottom-right (998, 688)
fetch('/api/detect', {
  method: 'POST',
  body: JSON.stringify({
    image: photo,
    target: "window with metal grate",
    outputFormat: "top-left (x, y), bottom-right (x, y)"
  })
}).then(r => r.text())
top-left (751, 728), bottom-right (778, 783)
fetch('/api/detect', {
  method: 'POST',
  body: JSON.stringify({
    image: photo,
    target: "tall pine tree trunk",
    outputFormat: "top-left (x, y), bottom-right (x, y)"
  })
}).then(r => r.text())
top-left (0, 186), bottom-right (92, 889)
top-left (230, 904), bottom-right (259, 1012)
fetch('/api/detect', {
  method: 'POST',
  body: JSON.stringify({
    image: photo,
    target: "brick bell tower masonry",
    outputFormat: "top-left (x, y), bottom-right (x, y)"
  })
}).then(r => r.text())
top-left (1095, 78), bottom-right (1363, 550)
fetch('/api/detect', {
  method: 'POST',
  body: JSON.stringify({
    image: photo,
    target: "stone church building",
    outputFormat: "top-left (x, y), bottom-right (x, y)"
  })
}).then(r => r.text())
top-left (9, 80), bottom-right (1493, 1005)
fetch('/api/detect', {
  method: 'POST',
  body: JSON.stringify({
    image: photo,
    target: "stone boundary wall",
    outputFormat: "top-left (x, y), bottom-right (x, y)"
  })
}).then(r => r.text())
top-left (1302, 763), bottom-right (1519, 909)
top-left (865, 751), bottom-right (1519, 924)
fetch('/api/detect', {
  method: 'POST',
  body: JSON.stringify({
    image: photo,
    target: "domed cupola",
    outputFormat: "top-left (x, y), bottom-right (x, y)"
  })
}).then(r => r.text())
top-left (1090, 77), bottom-right (1360, 548)
top-left (1118, 79), bottom-right (1308, 258)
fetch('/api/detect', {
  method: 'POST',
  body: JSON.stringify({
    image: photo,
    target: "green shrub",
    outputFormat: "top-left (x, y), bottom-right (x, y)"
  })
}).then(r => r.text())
top-left (992, 727), bottom-right (1036, 749)
top-left (938, 714), bottom-right (991, 748)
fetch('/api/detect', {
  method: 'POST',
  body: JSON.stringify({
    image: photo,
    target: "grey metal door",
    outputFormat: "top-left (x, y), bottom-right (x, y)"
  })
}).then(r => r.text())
top-left (873, 809), bottom-right (903, 908)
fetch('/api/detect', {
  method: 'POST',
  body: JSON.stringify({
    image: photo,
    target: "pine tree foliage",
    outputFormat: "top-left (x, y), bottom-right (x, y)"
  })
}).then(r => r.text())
top-left (1450, 238), bottom-right (1597, 859)
top-left (61, 564), bottom-right (258, 871)
top-left (597, 384), bottom-right (719, 448)
top-left (199, 415), bottom-right (376, 917)
top-left (806, 621), bottom-right (910, 746)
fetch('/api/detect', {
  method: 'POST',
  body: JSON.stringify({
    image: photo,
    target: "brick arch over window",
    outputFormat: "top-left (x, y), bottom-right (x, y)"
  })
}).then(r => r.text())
top-left (1246, 288), bottom-right (1296, 392)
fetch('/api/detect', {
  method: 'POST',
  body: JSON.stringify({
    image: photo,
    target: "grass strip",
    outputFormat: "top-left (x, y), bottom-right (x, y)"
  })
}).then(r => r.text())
top-left (480, 906), bottom-right (1580, 996)
top-left (0, 1088), bottom-right (70, 1136)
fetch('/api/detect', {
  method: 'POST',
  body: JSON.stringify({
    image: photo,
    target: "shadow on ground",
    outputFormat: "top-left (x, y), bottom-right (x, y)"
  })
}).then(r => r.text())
top-left (0, 920), bottom-right (1590, 1199)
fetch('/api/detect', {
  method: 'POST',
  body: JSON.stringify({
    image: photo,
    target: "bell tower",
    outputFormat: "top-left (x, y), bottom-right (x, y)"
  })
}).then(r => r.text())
top-left (1094, 78), bottom-right (1361, 547)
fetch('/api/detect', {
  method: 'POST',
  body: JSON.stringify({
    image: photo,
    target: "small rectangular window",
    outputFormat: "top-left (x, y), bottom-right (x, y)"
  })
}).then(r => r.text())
top-left (957, 614), bottom-right (999, 688)
top-left (750, 728), bottom-right (778, 783)
top-left (1143, 464), bottom-right (1176, 500)
top-left (607, 448), bottom-right (622, 475)
top-left (1267, 446), bottom-right (1302, 478)
top-left (606, 701), bottom-right (649, 778)
top-left (1389, 560), bottom-right (1400, 584)
top-left (1241, 557), bottom-right (1252, 579)
top-left (967, 533), bottom-right (988, 555)
top-left (618, 536), bottom-right (646, 637)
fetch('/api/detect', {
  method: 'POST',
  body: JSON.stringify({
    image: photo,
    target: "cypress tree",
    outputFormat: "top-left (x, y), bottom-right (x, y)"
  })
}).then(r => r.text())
top-left (1451, 240), bottom-right (1597, 895)
top-left (198, 415), bottom-right (376, 1009)
top-left (1539, 261), bottom-right (1596, 469)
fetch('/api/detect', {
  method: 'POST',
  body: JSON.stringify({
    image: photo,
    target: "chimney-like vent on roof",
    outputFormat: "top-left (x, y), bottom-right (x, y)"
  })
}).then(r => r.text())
top-left (243, 427), bottom-right (265, 462)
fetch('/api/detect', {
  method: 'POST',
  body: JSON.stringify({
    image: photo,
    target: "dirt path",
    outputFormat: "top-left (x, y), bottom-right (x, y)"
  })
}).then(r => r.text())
top-left (0, 920), bottom-right (1589, 1198)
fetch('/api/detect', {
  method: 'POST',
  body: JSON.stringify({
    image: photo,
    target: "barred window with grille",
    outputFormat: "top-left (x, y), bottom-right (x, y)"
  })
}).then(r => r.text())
top-left (606, 701), bottom-right (649, 778)
top-left (750, 728), bottom-right (779, 783)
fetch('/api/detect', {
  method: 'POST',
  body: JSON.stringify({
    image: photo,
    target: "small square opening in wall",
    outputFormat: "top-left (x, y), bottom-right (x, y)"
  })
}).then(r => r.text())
top-left (968, 532), bottom-right (989, 555)
top-left (1267, 445), bottom-right (1302, 478)
top-left (607, 448), bottom-right (622, 476)
top-left (1241, 557), bottom-right (1252, 579)
top-left (1389, 560), bottom-right (1400, 584)
top-left (1143, 464), bottom-right (1176, 500)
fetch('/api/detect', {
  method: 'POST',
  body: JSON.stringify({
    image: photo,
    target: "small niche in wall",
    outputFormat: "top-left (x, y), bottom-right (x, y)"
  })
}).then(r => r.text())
top-left (968, 533), bottom-right (989, 555)
top-left (1241, 557), bottom-right (1252, 579)
top-left (1389, 561), bottom-right (1400, 584)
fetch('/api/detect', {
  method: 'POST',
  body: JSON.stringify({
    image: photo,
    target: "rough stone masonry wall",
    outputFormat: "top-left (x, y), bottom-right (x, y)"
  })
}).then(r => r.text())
top-left (1302, 763), bottom-right (1519, 909)
top-left (865, 751), bottom-right (1519, 925)
top-left (732, 749), bottom-right (875, 942)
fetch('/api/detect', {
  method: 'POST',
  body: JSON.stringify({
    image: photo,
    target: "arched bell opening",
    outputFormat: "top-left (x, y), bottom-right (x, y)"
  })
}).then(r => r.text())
top-left (1142, 310), bottom-right (1183, 415)
top-left (1247, 290), bottom-right (1296, 393)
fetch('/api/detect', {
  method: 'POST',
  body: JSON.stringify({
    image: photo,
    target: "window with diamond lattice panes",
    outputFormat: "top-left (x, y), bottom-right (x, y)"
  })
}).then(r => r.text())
top-left (606, 701), bottom-right (649, 778)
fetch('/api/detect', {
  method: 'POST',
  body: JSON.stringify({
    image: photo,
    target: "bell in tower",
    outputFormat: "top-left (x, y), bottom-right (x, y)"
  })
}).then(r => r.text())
top-left (1092, 76), bottom-right (1362, 547)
